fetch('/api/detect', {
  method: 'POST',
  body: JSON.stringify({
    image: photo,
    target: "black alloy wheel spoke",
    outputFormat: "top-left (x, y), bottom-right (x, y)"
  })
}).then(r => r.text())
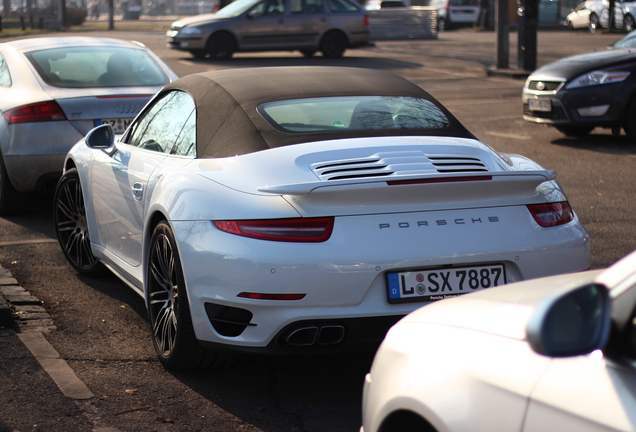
top-left (149, 233), bottom-right (180, 356)
top-left (56, 177), bottom-right (96, 269)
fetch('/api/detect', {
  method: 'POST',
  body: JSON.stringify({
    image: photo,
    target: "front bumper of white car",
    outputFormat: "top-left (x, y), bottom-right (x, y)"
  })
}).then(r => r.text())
top-left (171, 204), bottom-right (589, 351)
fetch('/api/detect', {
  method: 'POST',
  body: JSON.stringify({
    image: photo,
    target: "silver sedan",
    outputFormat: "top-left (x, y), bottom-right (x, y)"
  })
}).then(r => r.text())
top-left (0, 37), bottom-right (176, 213)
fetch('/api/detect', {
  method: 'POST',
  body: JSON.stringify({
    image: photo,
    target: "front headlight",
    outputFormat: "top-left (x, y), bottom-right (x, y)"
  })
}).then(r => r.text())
top-left (178, 26), bottom-right (203, 37)
top-left (566, 70), bottom-right (631, 89)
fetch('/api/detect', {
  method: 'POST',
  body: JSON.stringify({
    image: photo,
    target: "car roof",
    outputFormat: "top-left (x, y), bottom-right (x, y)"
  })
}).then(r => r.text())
top-left (164, 66), bottom-right (474, 159)
top-left (0, 36), bottom-right (144, 52)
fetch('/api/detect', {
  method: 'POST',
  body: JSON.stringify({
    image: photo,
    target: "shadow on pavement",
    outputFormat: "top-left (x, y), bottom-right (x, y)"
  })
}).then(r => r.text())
top-left (174, 352), bottom-right (373, 432)
top-left (1, 193), bottom-right (56, 241)
top-left (187, 54), bottom-right (422, 70)
top-left (552, 134), bottom-right (636, 155)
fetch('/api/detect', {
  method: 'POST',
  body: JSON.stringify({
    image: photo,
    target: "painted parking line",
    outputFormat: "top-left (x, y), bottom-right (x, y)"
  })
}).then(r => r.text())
top-left (486, 131), bottom-right (531, 140)
top-left (17, 331), bottom-right (95, 400)
top-left (0, 239), bottom-right (58, 247)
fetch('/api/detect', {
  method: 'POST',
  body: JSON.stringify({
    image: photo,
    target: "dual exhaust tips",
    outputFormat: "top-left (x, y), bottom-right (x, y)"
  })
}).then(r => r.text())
top-left (285, 325), bottom-right (346, 347)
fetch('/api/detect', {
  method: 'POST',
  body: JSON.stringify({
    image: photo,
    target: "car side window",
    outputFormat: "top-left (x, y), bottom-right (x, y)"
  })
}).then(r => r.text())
top-left (327, 0), bottom-right (360, 13)
top-left (290, 0), bottom-right (324, 14)
top-left (172, 110), bottom-right (196, 157)
top-left (127, 91), bottom-right (195, 154)
top-left (0, 55), bottom-right (11, 88)
top-left (249, 0), bottom-right (285, 16)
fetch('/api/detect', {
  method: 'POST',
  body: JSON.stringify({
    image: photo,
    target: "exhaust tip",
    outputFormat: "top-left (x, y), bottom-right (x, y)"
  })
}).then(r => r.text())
top-left (286, 326), bottom-right (319, 346)
top-left (318, 325), bottom-right (345, 345)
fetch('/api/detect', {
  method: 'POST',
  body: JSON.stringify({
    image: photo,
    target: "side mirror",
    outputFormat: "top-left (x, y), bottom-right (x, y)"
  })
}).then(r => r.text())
top-left (85, 124), bottom-right (114, 149)
top-left (527, 283), bottom-right (611, 358)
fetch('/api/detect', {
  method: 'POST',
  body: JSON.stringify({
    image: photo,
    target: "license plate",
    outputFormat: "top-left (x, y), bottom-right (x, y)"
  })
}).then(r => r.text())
top-left (97, 118), bottom-right (132, 134)
top-left (528, 98), bottom-right (552, 112)
top-left (386, 264), bottom-right (507, 303)
top-left (180, 41), bottom-right (190, 48)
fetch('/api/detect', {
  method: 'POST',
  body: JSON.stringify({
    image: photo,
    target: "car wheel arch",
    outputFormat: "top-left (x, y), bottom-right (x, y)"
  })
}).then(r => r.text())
top-left (379, 410), bottom-right (438, 432)
top-left (142, 210), bottom-right (171, 301)
top-left (207, 30), bottom-right (239, 51)
top-left (64, 158), bottom-right (77, 173)
top-left (320, 29), bottom-right (350, 47)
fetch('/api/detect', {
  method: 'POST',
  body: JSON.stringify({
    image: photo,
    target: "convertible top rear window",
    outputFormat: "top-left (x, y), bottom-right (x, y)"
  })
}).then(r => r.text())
top-left (260, 96), bottom-right (450, 133)
top-left (26, 46), bottom-right (167, 88)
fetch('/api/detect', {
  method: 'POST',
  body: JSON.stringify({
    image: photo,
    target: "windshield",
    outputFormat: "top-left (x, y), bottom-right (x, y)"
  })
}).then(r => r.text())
top-left (26, 46), bottom-right (167, 88)
top-left (260, 96), bottom-right (450, 133)
top-left (615, 32), bottom-right (636, 48)
top-left (215, 0), bottom-right (261, 17)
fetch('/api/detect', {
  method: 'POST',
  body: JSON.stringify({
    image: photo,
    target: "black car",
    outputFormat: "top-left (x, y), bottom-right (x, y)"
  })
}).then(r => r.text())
top-left (523, 31), bottom-right (636, 139)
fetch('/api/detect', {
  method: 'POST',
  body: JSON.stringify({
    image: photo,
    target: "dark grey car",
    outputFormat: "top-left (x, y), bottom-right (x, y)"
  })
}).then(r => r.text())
top-left (166, 0), bottom-right (370, 59)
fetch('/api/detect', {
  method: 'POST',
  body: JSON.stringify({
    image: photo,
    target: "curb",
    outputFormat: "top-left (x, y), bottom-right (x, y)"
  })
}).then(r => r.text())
top-left (0, 265), bottom-right (55, 333)
top-left (486, 66), bottom-right (531, 80)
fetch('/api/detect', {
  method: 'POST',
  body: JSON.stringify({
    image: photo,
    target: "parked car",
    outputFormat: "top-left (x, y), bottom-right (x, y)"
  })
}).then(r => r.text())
top-left (565, 0), bottom-right (624, 32)
top-left (362, 250), bottom-right (636, 432)
top-left (363, 0), bottom-right (480, 31)
top-left (0, 37), bottom-right (176, 213)
top-left (166, 0), bottom-right (370, 59)
top-left (122, 0), bottom-right (143, 19)
top-left (55, 67), bottom-right (589, 370)
top-left (523, 33), bottom-right (636, 138)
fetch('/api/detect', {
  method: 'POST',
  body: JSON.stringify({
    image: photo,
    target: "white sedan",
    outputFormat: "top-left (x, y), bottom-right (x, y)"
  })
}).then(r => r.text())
top-left (362, 250), bottom-right (636, 432)
top-left (55, 67), bottom-right (589, 369)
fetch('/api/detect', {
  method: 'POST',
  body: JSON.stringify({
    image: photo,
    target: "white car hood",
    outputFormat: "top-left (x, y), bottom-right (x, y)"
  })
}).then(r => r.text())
top-left (399, 270), bottom-right (602, 340)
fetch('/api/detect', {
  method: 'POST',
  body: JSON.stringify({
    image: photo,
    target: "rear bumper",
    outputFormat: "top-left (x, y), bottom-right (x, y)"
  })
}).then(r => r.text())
top-left (171, 205), bottom-right (590, 350)
top-left (1, 121), bottom-right (83, 192)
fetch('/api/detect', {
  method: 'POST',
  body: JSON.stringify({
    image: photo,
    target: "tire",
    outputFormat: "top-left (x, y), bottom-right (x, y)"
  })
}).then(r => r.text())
top-left (206, 32), bottom-right (236, 60)
top-left (320, 31), bottom-right (347, 59)
top-left (190, 49), bottom-right (207, 60)
top-left (625, 14), bottom-right (635, 32)
top-left (624, 99), bottom-right (636, 140)
top-left (54, 169), bottom-right (101, 275)
top-left (437, 17), bottom-right (446, 32)
top-left (589, 13), bottom-right (599, 33)
top-left (300, 49), bottom-right (316, 58)
top-left (0, 153), bottom-right (19, 215)
top-left (555, 125), bottom-right (594, 137)
top-left (147, 221), bottom-right (221, 370)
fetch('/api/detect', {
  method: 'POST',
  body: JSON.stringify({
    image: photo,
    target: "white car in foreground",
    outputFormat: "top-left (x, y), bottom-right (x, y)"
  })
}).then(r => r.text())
top-left (362, 250), bottom-right (636, 432)
top-left (55, 67), bottom-right (589, 370)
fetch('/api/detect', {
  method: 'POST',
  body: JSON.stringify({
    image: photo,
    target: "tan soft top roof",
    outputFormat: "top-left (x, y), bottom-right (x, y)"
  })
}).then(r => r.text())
top-left (164, 66), bottom-right (474, 158)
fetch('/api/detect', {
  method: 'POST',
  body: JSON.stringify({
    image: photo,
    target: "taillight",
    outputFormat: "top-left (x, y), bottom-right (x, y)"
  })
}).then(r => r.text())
top-left (3, 101), bottom-right (66, 124)
top-left (213, 217), bottom-right (334, 242)
top-left (363, 15), bottom-right (369, 27)
top-left (527, 202), bottom-right (574, 227)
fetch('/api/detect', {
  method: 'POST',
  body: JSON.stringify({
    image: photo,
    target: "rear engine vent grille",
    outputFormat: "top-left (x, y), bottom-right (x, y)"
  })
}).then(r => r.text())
top-left (429, 156), bottom-right (488, 173)
top-left (312, 151), bottom-right (488, 181)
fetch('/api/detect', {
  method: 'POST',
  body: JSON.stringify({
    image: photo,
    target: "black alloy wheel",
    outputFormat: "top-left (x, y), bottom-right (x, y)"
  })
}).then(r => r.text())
top-left (206, 32), bottom-right (236, 60)
top-left (625, 14), bottom-right (635, 32)
top-left (625, 99), bottom-right (636, 140)
top-left (589, 13), bottom-right (599, 33)
top-left (320, 31), bottom-right (347, 59)
top-left (300, 49), bottom-right (317, 58)
top-left (555, 125), bottom-right (594, 137)
top-left (190, 49), bottom-right (207, 60)
top-left (0, 153), bottom-right (18, 215)
top-left (54, 168), bottom-right (100, 274)
top-left (147, 221), bottom-right (219, 369)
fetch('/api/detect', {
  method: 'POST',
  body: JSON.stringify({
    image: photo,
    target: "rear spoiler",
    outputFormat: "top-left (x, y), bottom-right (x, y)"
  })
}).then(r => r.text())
top-left (258, 170), bottom-right (556, 195)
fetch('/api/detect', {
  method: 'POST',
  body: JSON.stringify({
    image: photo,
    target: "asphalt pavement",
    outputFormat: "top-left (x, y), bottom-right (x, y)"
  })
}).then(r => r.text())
top-left (0, 29), bottom-right (635, 432)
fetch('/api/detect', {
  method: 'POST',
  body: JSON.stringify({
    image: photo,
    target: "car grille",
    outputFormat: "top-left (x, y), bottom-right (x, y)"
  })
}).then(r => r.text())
top-left (312, 152), bottom-right (488, 181)
top-left (527, 80), bottom-right (563, 91)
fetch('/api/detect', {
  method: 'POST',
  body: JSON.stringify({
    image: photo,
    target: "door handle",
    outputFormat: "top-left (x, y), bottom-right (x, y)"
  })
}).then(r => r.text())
top-left (132, 182), bottom-right (144, 201)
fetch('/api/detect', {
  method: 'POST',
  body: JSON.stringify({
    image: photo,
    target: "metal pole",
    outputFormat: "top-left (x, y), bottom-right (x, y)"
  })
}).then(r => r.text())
top-left (517, 0), bottom-right (537, 71)
top-left (608, 0), bottom-right (616, 32)
top-left (108, 0), bottom-right (114, 30)
top-left (496, 0), bottom-right (509, 69)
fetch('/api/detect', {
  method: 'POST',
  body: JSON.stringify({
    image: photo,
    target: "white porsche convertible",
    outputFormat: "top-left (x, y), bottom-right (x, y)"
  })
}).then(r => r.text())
top-left (54, 67), bottom-right (590, 369)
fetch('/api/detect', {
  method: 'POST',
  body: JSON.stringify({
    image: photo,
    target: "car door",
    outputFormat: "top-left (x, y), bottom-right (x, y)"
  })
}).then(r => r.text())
top-left (235, 0), bottom-right (288, 49)
top-left (89, 90), bottom-right (195, 268)
top-left (285, 0), bottom-right (327, 47)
